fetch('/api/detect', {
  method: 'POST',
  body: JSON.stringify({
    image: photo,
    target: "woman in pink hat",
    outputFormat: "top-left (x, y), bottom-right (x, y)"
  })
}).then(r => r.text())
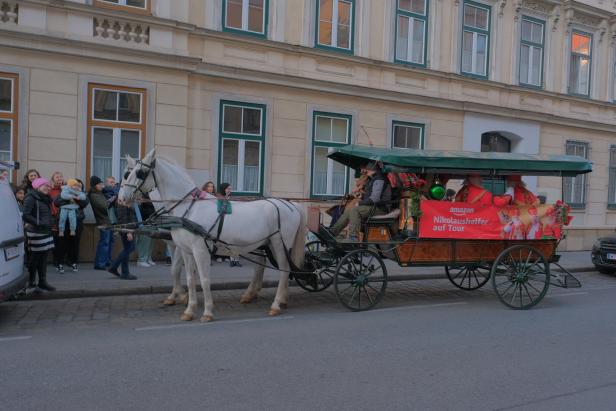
top-left (22, 177), bottom-right (56, 293)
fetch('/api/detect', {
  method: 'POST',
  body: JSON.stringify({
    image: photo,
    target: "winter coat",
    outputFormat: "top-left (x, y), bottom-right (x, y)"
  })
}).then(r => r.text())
top-left (116, 204), bottom-right (137, 226)
top-left (22, 190), bottom-right (54, 234)
top-left (54, 194), bottom-right (89, 223)
top-left (89, 190), bottom-right (111, 226)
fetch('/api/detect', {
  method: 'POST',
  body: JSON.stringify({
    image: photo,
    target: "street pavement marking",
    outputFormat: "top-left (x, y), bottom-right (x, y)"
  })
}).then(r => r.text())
top-left (546, 291), bottom-right (589, 298)
top-left (366, 301), bottom-right (468, 313)
top-left (135, 315), bottom-right (295, 332)
top-left (0, 336), bottom-right (32, 343)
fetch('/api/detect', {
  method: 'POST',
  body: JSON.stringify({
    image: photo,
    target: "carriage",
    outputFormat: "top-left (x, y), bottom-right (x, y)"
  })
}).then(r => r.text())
top-left (295, 145), bottom-right (592, 311)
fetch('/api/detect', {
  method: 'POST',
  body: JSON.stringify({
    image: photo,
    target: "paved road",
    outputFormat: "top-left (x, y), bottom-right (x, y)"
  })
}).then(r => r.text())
top-left (1, 271), bottom-right (616, 410)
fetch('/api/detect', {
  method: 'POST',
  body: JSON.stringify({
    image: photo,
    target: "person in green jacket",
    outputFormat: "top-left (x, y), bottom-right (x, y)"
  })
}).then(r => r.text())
top-left (89, 175), bottom-right (115, 270)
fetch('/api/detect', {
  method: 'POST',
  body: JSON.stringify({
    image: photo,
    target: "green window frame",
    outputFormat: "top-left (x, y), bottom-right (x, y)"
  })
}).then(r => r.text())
top-left (222, 0), bottom-right (269, 38)
top-left (563, 140), bottom-right (588, 209)
top-left (568, 30), bottom-right (592, 97)
top-left (315, 0), bottom-right (355, 54)
top-left (391, 121), bottom-right (425, 149)
top-left (218, 100), bottom-right (266, 196)
top-left (608, 145), bottom-right (616, 209)
top-left (311, 111), bottom-right (352, 198)
top-left (394, 0), bottom-right (429, 67)
top-left (519, 16), bottom-right (545, 88)
top-left (460, 0), bottom-right (491, 79)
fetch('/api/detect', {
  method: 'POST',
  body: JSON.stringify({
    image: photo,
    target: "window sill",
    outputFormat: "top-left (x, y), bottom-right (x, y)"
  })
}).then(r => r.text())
top-left (222, 27), bottom-right (267, 39)
top-left (461, 71), bottom-right (489, 81)
top-left (314, 44), bottom-right (354, 56)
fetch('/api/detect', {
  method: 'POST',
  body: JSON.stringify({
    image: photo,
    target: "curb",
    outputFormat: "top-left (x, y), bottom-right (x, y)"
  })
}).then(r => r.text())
top-left (14, 266), bottom-right (598, 301)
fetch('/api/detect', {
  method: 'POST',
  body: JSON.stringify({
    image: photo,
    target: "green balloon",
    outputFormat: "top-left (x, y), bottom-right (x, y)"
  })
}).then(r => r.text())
top-left (430, 184), bottom-right (446, 200)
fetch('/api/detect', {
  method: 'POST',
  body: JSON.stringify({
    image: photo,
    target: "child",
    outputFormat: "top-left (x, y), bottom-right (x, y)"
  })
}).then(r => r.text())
top-left (13, 185), bottom-right (25, 214)
top-left (58, 178), bottom-right (86, 237)
top-left (102, 176), bottom-right (120, 224)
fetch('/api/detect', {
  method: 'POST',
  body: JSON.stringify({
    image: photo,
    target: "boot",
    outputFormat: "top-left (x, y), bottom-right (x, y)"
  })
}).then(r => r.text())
top-left (38, 272), bottom-right (56, 292)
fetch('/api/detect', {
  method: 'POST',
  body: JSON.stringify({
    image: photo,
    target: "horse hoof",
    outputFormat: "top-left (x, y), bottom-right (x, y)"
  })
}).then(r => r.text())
top-left (240, 295), bottom-right (255, 304)
top-left (200, 315), bottom-right (214, 323)
top-left (162, 298), bottom-right (176, 306)
top-left (268, 308), bottom-right (281, 316)
top-left (279, 303), bottom-right (288, 309)
top-left (179, 295), bottom-right (189, 305)
top-left (180, 313), bottom-right (193, 321)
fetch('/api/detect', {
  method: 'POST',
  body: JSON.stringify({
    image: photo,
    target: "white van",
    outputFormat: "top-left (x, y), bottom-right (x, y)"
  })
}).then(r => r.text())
top-left (0, 179), bottom-right (26, 302)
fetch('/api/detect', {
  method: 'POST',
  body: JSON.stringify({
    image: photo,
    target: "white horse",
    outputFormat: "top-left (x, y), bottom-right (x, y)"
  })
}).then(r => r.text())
top-left (124, 156), bottom-right (188, 307)
top-left (118, 150), bottom-right (306, 322)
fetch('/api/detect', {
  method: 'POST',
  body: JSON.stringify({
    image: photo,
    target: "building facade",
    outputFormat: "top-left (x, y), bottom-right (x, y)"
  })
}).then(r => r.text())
top-left (1, 0), bottom-right (616, 253)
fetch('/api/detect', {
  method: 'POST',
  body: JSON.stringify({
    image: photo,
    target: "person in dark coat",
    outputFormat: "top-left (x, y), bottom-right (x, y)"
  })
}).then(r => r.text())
top-left (53, 178), bottom-right (89, 272)
top-left (89, 175), bottom-right (115, 270)
top-left (329, 162), bottom-right (391, 241)
top-left (108, 201), bottom-right (138, 280)
top-left (22, 177), bottom-right (56, 293)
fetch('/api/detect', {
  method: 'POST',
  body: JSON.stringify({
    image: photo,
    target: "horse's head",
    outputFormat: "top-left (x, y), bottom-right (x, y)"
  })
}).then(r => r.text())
top-left (119, 149), bottom-right (157, 205)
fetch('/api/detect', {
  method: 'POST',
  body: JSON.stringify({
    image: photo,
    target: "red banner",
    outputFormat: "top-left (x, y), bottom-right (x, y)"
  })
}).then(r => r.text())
top-left (418, 200), bottom-right (566, 240)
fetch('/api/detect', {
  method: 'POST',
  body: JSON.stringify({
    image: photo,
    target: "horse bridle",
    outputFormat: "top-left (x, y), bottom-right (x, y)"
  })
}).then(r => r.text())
top-left (122, 159), bottom-right (158, 196)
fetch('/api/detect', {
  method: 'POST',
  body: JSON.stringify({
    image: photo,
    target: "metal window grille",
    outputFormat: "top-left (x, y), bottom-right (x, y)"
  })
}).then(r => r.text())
top-left (563, 140), bottom-right (589, 208)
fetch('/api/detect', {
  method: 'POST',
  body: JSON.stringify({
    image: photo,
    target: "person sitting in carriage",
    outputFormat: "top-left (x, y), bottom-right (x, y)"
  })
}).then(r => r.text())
top-left (329, 161), bottom-right (391, 242)
top-left (506, 175), bottom-right (539, 206)
top-left (454, 174), bottom-right (513, 207)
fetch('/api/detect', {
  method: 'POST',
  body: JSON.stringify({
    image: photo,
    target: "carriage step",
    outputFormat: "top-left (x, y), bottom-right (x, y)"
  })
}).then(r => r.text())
top-left (550, 261), bottom-right (582, 289)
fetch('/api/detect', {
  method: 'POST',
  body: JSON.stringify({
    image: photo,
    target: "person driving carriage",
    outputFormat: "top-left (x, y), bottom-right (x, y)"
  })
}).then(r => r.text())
top-left (329, 161), bottom-right (391, 242)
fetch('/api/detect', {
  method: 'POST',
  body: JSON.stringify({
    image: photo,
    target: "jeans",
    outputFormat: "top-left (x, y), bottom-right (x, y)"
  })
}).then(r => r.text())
top-left (59, 208), bottom-right (78, 233)
top-left (95, 229), bottom-right (115, 269)
top-left (28, 250), bottom-right (49, 286)
top-left (110, 233), bottom-right (134, 275)
top-left (136, 228), bottom-right (153, 263)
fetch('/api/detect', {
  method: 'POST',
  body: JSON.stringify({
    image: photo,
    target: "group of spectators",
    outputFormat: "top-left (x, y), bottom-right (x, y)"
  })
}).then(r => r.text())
top-left (0, 166), bottom-right (242, 295)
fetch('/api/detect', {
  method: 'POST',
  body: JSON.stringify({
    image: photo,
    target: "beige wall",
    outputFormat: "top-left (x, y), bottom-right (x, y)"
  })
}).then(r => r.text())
top-left (2, 0), bottom-right (616, 252)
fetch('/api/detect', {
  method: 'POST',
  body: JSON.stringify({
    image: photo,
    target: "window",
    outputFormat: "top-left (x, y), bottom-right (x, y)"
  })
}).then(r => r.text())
top-left (608, 146), bottom-right (616, 208)
top-left (519, 16), bottom-right (544, 87)
top-left (563, 141), bottom-right (589, 208)
top-left (311, 112), bottom-right (351, 197)
top-left (395, 0), bottom-right (428, 66)
top-left (481, 132), bottom-right (511, 153)
top-left (392, 121), bottom-right (424, 149)
top-left (219, 101), bottom-right (265, 195)
top-left (461, 1), bottom-right (490, 78)
top-left (95, 0), bottom-right (150, 14)
top-left (568, 31), bottom-right (592, 96)
top-left (0, 72), bottom-right (18, 182)
top-left (316, 0), bottom-right (355, 53)
top-left (223, 0), bottom-right (268, 37)
top-left (87, 84), bottom-right (146, 184)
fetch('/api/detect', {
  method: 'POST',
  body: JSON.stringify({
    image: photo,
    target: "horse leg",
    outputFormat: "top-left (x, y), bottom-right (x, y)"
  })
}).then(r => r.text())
top-left (163, 244), bottom-right (186, 306)
top-left (180, 251), bottom-right (198, 321)
top-left (192, 246), bottom-right (214, 322)
top-left (268, 238), bottom-right (291, 316)
top-left (240, 254), bottom-right (266, 304)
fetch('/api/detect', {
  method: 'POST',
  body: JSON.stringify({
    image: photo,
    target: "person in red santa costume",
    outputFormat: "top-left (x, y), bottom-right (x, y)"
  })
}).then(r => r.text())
top-left (526, 207), bottom-right (542, 239)
top-left (455, 174), bottom-right (512, 207)
top-left (506, 175), bottom-right (539, 206)
top-left (502, 207), bottom-right (526, 240)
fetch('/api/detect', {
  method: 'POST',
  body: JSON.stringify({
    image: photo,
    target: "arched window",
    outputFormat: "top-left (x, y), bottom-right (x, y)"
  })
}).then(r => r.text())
top-left (481, 132), bottom-right (511, 153)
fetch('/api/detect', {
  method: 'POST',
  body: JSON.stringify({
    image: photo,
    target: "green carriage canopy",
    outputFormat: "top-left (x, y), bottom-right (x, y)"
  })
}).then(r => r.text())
top-left (328, 145), bottom-right (592, 177)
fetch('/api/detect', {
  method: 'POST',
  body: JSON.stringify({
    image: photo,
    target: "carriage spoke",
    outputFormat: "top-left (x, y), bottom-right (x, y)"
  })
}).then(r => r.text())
top-left (362, 286), bottom-right (375, 306)
top-left (347, 286), bottom-right (359, 307)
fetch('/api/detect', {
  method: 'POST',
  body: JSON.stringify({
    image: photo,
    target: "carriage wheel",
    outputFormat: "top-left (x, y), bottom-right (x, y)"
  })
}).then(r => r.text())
top-left (491, 245), bottom-right (550, 310)
top-left (334, 248), bottom-right (387, 311)
top-left (295, 241), bottom-right (337, 292)
top-left (445, 264), bottom-right (491, 290)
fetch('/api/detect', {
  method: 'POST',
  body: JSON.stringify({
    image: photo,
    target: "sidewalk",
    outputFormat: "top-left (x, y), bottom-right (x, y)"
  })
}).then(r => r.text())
top-left (21, 251), bottom-right (596, 300)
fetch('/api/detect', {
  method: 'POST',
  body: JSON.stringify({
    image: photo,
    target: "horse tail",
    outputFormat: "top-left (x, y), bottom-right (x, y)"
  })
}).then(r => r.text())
top-left (290, 203), bottom-right (306, 270)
